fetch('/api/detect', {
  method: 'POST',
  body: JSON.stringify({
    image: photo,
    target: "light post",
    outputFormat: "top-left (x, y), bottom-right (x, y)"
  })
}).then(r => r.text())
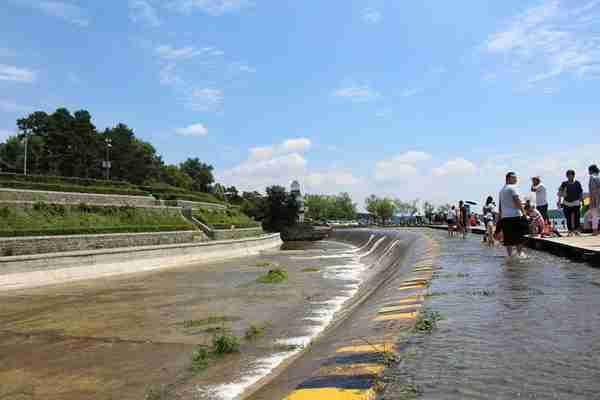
top-left (102, 138), bottom-right (112, 180)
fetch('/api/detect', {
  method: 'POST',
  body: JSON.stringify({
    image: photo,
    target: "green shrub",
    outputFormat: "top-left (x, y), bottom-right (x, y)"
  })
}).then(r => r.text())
top-left (190, 345), bottom-right (211, 372)
top-left (244, 322), bottom-right (271, 340)
top-left (0, 204), bottom-right (195, 237)
top-left (0, 180), bottom-right (147, 196)
top-left (257, 269), bottom-right (288, 284)
top-left (0, 172), bottom-right (133, 188)
top-left (193, 207), bottom-right (260, 229)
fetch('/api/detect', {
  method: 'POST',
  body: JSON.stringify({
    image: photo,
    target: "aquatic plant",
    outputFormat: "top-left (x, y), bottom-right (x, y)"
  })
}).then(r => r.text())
top-left (244, 321), bottom-right (271, 340)
top-left (182, 315), bottom-right (239, 328)
top-left (301, 267), bottom-right (320, 273)
top-left (414, 309), bottom-right (443, 333)
top-left (212, 332), bottom-right (240, 354)
top-left (255, 261), bottom-right (274, 268)
top-left (257, 269), bottom-right (288, 284)
top-left (190, 345), bottom-right (211, 372)
top-left (396, 383), bottom-right (422, 398)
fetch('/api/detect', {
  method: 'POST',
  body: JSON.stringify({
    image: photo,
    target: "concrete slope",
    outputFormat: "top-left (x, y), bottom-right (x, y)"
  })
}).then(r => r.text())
top-left (245, 228), bottom-right (439, 400)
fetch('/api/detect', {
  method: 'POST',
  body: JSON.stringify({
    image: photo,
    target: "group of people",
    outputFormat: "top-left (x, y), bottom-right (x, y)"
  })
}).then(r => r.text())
top-left (446, 164), bottom-right (600, 260)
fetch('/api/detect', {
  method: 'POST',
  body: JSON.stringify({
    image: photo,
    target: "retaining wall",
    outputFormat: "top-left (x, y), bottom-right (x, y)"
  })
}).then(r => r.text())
top-left (212, 227), bottom-right (265, 240)
top-left (0, 233), bottom-right (282, 291)
top-left (0, 188), bottom-right (158, 207)
top-left (0, 230), bottom-right (208, 257)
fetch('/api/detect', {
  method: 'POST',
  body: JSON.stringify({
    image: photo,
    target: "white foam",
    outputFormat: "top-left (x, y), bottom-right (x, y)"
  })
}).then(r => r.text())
top-left (358, 236), bottom-right (387, 259)
top-left (350, 234), bottom-right (375, 253)
top-left (200, 251), bottom-right (370, 399)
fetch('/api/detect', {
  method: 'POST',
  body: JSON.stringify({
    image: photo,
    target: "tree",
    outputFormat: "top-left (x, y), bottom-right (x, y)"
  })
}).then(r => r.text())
top-left (262, 185), bottom-right (299, 232)
top-left (394, 199), bottom-right (419, 216)
top-left (305, 193), bottom-right (357, 221)
top-left (423, 201), bottom-right (435, 221)
top-left (159, 165), bottom-right (193, 189)
top-left (241, 191), bottom-right (265, 221)
top-left (180, 158), bottom-right (214, 192)
top-left (365, 195), bottom-right (396, 225)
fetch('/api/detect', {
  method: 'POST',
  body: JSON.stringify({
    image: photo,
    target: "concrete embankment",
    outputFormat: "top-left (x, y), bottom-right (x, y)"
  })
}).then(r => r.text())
top-left (0, 233), bottom-right (282, 291)
top-left (247, 228), bottom-right (439, 400)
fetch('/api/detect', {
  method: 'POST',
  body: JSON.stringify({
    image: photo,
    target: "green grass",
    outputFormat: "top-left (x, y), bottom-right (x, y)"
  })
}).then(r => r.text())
top-left (244, 321), bottom-right (271, 340)
top-left (0, 180), bottom-right (147, 196)
top-left (255, 261), bottom-right (275, 268)
top-left (256, 269), bottom-right (288, 284)
top-left (182, 316), bottom-right (240, 328)
top-left (0, 172), bottom-right (134, 188)
top-left (0, 203), bottom-right (195, 237)
top-left (301, 267), bottom-right (320, 273)
top-left (212, 332), bottom-right (240, 354)
top-left (193, 207), bottom-right (260, 229)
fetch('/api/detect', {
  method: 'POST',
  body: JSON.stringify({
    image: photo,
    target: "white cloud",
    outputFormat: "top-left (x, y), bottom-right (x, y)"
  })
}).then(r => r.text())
top-left (0, 64), bottom-right (36, 83)
top-left (159, 63), bottom-right (183, 86)
top-left (155, 45), bottom-right (222, 60)
top-left (175, 123), bottom-right (208, 137)
top-left (306, 170), bottom-right (362, 187)
top-left (0, 100), bottom-right (31, 113)
top-left (249, 138), bottom-right (311, 160)
top-left (483, 0), bottom-right (600, 85)
top-left (432, 158), bottom-right (477, 177)
top-left (129, 0), bottom-right (161, 27)
top-left (394, 151), bottom-right (432, 164)
top-left (165, 0), bottom-right (252, 16)
top-left (375, 161), bottom-right (418, 182)
top-left (400, 88), bottom-right (424, 97)
top-left (333, 85), bottom-right (380, 102)
top-left (0, 48), bottom-right (16, 57)
top-left (362, 8), bottom-right (382, 24)
top-left (186, 88), bottom-right (224, 111)
top-left (11, 0), bottom-right (90, 26)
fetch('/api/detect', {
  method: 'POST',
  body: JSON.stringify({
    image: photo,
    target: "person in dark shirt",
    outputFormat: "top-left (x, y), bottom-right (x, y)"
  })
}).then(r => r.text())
top-left (557, 169), bottom-right (583, 236)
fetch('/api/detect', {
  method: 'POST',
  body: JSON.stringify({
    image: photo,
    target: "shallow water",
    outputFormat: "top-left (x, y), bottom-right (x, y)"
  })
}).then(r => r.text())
top-left (385, 230), bottom-right (600, 399)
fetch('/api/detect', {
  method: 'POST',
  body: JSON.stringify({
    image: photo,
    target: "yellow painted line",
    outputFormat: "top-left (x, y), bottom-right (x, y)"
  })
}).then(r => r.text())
top-left (374, 311), bottom-right (417, 321)
top-left (284, 387), bottom-right (376, 400)
top-left (319, 363), bottom-right (385, 376)
top-left (398, 284), bottom-right (424, 291)
top-left (393, 295), bottom-right (422, 304)
top-left (336, 343), bottom-right (391, 353)
top-left (378, 304), bottom-right (421, 314)
top-left (402, 279), bottom-right (428, 285)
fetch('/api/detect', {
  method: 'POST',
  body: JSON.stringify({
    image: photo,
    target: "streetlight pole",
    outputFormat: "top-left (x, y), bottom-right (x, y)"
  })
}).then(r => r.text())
top-left (103, 138), bottom-right (112, 180)
top-left (22, 134), bottom-right (28, 176)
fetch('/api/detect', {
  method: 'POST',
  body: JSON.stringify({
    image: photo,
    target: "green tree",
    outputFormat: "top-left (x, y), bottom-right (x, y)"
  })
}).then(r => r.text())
top-left (180, 158), bottom-right (214, 192)
top-left (365, 195), bottom-right (396, 225)
top-left (305, 193), bottom-right (357, 221)
top-left (262, 185), bottom-right (299, 232)
top-left (241, 191), bottom-right (265, 221)
top-left (423, 201), bottom-right (435, 221)
top-left (159, 164), bottom-right (193, 189)
top-left (394, 199), bottom-right (419, 216)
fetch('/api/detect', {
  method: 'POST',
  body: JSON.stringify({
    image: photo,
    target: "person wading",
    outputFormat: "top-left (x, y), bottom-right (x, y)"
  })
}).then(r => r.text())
top-left (588, 164), bottom-right (600, 236)
top-left (558, 169), bottom-right (583, 237)
top-left (499, 172), bottom-right (528, 259)
top-left (531, 176), bottom-right (549, 223)
top-left (459, 200), bottom-right (469, 239)
top-left (447, 206), bottom-right (457, 237)
top-left (482, 196), bottom-right (496, 246)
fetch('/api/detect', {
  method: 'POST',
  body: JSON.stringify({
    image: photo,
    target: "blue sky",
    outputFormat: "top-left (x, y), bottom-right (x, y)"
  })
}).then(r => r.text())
top-left (1, 0), bottom-right (600, 210)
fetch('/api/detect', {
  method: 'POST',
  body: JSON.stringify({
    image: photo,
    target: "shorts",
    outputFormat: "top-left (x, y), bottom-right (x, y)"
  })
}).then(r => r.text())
top-left (447, 219), bottom-right (455, 225)
top-left (500, 217), bottom-right (528, 246)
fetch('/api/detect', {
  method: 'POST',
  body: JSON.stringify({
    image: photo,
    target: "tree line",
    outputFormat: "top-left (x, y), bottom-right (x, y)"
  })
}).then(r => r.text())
top-left (364, 195), bottom-right (452, 224)
top-left (0, 108), bottom-right (217, 193)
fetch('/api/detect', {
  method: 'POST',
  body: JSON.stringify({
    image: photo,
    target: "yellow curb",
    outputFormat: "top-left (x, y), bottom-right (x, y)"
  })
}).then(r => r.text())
top-left (391, 295), bottom-right (423, 304)
top-left (319, 363), bottom-right (385, 376)
top-left (336, 343), bottom-right (391, 353)
top-left (284, 388), bottom-right (376, 400)
top-left (378, 304), bottom-right (421, 314)
top-left (374, 311), bottom-right (418, 321)
top-left (398, 284), bottom-right (424, 291)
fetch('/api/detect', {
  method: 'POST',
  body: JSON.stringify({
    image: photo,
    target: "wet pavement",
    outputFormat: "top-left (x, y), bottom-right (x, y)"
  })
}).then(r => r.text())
top-left (383, 229), bottom-right (600, 399)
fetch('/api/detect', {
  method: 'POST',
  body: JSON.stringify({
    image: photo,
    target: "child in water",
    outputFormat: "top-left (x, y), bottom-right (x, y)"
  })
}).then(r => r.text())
top-left (524, 202), bottom-right (545, 237)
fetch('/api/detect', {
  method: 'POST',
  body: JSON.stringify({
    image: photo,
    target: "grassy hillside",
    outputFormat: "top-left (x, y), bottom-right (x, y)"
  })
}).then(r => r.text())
top-left (0, 203), bottom-right (195, 237)
top-left (193, 207), bottom-right (261, 229)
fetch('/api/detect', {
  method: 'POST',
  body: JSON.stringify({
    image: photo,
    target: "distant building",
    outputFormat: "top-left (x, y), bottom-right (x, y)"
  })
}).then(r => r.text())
top-left (291, 180), bottom-right (306, 223)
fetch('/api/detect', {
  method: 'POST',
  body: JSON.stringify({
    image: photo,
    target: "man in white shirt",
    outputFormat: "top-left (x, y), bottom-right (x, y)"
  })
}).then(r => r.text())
top-left (499, 172), bottom-right (528, 259)
top-left (531, 176), bottom-right (548, 222)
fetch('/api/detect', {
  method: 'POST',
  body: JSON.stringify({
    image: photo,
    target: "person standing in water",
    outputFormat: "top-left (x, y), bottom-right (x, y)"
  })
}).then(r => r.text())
top-left (588, 165), bottom-right (600, 236)
top-left (499, 172), bottom-right (528, 259)
top-left (558, 169), bottom-right (583, 236)
top-left (458, 200), bottom-right (469, 239)
top-left (447, 205), bottom-right (457, 237)
top-left (482, 196), bottom-right (496, 246)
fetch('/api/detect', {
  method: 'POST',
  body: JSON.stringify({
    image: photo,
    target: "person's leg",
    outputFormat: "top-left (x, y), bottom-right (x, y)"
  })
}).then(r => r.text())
top-left (592, 208), bottom-right (600, 235)
top-left (539, 205), bottom-right (548, 222)
top-left (573, 206), bottom-right (581, 233)
top-left (563, 206), bottom-right (574, 234)
top-left (506, 245), bottom-right (513, 257)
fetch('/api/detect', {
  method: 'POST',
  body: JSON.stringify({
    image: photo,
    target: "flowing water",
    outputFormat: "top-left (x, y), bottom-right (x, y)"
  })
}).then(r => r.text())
top-left (384, 230), bottom-right (600, 399)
